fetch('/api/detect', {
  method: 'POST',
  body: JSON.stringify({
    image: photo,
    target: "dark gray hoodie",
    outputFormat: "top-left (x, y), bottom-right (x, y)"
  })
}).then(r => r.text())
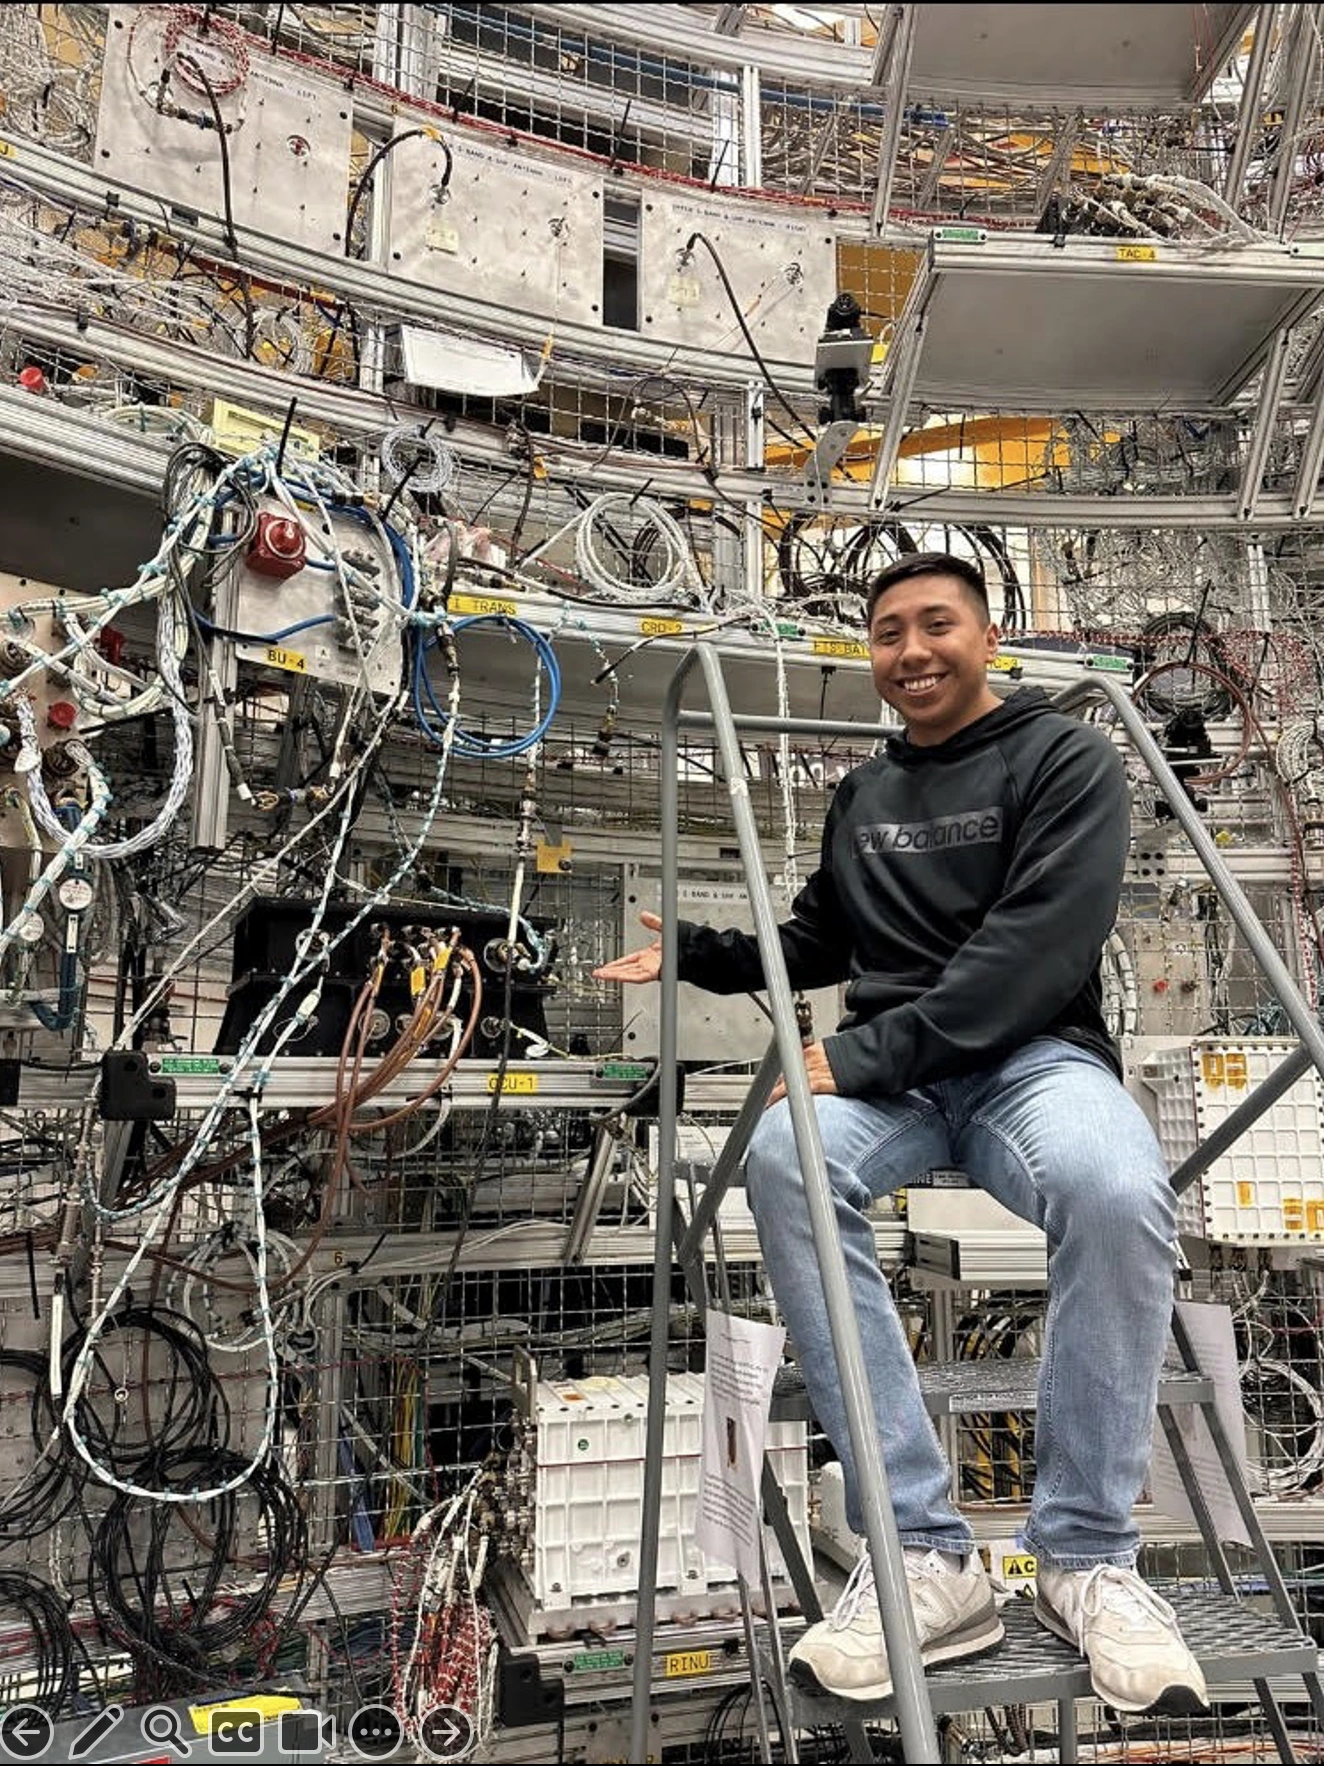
top-left (676, 687), bottom-right (1129, 1099)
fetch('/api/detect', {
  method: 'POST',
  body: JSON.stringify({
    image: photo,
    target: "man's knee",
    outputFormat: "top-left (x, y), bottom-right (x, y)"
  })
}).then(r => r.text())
top-left (744, 1101), bottom-right (797, 1216)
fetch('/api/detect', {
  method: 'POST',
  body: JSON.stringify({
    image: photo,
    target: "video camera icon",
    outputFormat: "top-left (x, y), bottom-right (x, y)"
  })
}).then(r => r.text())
top-left (190, 1704), bottom-right (334, 1757)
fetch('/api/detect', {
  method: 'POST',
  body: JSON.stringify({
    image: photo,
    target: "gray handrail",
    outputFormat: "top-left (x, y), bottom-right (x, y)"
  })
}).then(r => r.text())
top-left (1054, 674), bottom-right (1324, 1082)
top-left (629, 641), bottom-right (940, 1765)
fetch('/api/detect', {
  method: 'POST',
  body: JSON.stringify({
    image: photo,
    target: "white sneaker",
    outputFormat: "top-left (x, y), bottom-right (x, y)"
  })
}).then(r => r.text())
top-left (1036, 1563), bottom-right (1210, 1715)
top-left (789, 1547), bottom-right (1004, 1702)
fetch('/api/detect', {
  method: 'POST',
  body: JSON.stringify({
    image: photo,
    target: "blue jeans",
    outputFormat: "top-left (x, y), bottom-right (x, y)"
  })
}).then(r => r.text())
top-left (743, 1037), bottom-right (1178, 1568)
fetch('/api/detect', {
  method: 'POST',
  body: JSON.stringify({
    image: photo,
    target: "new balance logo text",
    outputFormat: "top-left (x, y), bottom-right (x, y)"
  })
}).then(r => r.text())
top-left (856, 808), bottom-right (1004, 855)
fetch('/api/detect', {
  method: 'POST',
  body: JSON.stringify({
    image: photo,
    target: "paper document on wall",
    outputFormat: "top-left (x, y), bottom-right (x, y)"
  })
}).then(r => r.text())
top-left (696, 1311), bottom-right (786, 1585)
top-left (1148, 1300), bottom-right (1253, 1548)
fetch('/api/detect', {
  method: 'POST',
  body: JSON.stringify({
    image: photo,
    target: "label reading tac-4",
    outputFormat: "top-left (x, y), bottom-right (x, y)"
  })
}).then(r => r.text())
top-left (1116, 243), bottom-right (1157, 262)
top-left (811, 638), bottom-right (868, 661)
top-left (488, 1072), bottom-right (538, 1094)
top-left (664, 1650), bottom-right (712, 1678)
top-left (265, 646), bottom-right (307, 673)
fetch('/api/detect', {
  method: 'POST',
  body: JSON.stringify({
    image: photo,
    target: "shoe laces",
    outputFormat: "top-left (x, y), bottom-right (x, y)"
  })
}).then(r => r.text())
top-left (828, 1553), bottom-right (877, 1629)
top-left (1080, 1564), bottom-right (1177, 1631)
top-left (829, 1549), bottom-right (947, 1629)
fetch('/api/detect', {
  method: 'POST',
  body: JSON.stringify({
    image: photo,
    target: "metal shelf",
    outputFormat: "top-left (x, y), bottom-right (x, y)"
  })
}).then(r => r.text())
top-left (880, 234), bottom-right (1324, 414)
top-left (782, 1590), bottom-right (1317, 1721)
top-left (771, 1357), bottom-right (1213, 1423)
top-left (903, 4), bottom-right (1254, 107)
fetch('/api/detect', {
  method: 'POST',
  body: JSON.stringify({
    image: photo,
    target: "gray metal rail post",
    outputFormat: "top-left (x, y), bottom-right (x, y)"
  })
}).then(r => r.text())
top-left (1054, 675), bottom-right (1324, 1083)
top-left (628, 644), bottom-right (940, 1765)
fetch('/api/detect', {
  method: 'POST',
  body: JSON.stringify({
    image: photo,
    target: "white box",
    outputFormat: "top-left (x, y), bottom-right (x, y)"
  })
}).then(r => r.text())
top-left (1141, 1039), bottom-right (1324, 1242)
top-left (525, 1372), bottom-right (810, 1614)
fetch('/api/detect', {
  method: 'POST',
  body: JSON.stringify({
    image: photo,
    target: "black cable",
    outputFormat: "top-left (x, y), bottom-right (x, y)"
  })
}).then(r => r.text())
top-left (0, 1569), bottom-right (79, 1712)
top-left (683, 230), bottom-right (815, 442)
top-left (173, 54), bottom-right (256, 358)
top-left (344, 128), bottom-right (452, 258)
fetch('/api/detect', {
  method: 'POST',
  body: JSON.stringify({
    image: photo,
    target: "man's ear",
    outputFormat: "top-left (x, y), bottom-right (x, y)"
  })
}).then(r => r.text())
top-left (985, 623), bottom-right (1001, 659)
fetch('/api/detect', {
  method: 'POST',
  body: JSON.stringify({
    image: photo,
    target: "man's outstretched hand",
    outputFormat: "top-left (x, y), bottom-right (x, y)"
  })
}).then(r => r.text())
top-left (592, 910), bottom-right (663, 985)
top-left (594, 919), bottom-right (839, 1108)
top-left (768, 1040), bottom-right (838, 1106)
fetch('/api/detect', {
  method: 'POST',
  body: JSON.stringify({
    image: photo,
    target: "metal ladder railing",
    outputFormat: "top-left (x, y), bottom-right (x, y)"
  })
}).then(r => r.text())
top-left (629, 644), bottom-right (1324, 1765)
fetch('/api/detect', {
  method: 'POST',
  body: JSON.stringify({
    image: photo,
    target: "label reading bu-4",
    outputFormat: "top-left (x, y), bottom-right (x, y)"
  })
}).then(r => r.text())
top-left (487, 1072), bottom-right (538, 1094)
top-left (265, 646), bottom-right (307, 673)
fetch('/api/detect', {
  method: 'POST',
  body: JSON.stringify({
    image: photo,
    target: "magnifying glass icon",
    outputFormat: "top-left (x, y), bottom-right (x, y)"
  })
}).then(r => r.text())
top-left (141, 1707), bottom-right (192, 1754)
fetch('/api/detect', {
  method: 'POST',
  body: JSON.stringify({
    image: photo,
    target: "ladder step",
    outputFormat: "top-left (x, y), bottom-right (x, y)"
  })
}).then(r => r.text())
top-left (768, 1358), bottom-right (1213, 1424)
top-left (779, 1590), bottom-right (1318, 1721)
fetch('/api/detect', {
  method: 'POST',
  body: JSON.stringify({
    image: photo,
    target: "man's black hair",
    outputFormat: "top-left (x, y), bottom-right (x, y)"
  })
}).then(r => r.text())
top-left (866, 551), bottom-right (990, 624)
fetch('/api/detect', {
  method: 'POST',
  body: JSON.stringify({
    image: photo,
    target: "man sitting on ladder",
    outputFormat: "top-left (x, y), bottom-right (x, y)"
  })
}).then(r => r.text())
top-left (595, 551), bottom-right (1207, 1714)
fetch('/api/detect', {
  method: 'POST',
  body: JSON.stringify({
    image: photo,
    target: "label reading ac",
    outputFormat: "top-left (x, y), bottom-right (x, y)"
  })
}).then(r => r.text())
top-left (664, 1649), bottom-right (713, 1677)
top-left (488, 1071), bottom-right (539, 1094)
top-left (811, 638), bottom-right (868, 660)
top-left (1001, 1552), bottom-right (1038, 1579)
top-left (265, 646), bottom-right (307, 674)
top-left (450, 593), bottom-right (518, 618)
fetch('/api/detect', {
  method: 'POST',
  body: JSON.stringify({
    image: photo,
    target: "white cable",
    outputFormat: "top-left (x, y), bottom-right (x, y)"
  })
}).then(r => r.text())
top-left (574, 493), bottom-right (705, 607)
top-left (381, 423), bottom-right (460, 498)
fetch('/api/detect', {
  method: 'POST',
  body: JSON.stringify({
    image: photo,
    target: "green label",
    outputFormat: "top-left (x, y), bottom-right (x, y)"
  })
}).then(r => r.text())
top-left (935, 225), bottom-right (984, 243)
top-left (600, 1061), bottom-right (652, 1081)
top-left (158, 1056), bottom-right (224, 1075)
top-left (1088, 653), bottom-right (1132, 673)
top-left (569, 1648), bottom-right (626, 1673)
top-left (776, 622), bottom-right (802, 639)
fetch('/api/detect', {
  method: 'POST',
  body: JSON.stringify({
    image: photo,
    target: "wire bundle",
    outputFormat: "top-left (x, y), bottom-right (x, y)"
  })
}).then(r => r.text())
top-left (0, 1569), bottom-right (79, 1712)
top-left (87, 1445), bottom-right (307, 1690)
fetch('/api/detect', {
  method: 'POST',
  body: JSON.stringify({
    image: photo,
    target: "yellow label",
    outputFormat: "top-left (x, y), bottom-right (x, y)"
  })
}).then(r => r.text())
top-left (1225, 1052), bottom-right (1248, 1089)
top-left (264, 646), bottom-right (307, 673)
top-left (988, 654), bottom-right (1020, 673)
top-left (1283, 1199), bottom-right (1305, 1229)
top-left (1237, 1181), bottom-right (1255, 1207)
top-left (639, 617), bottom-right (685, 637)
top-left (811, 638), bottom-right (869, 660)
top-left (1000, 1552), bottom-right (1038, 1579)
top-left (536, 839), bottom-right (573, 875)
top-left (664, 1650), bottom-right (713, 1677)
top-left (1202, 1051), bottom-right (1225, 1088)
top-left (1308, 1201), bottom-right (1324, 1233)
top-left (189, 1694), bottom-right (303, 1735)
top-left (1116, 243), bottom-right (1158, 261)
top-left (409, 963), bottom-right (426, 997)
top-left (488, 1071), bottom-right (538, 1094)
top-left (0, 140), bottom-right (15, 159)
top-left (210, 398), bottom-right (320, 461)
top-left (450, 592), bottom-right (518, 618)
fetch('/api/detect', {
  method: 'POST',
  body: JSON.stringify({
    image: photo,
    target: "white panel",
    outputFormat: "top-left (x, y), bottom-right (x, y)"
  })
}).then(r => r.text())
top-left (95, 5), bottom-right (352, 253)
top-left (639, 190), bottom-right (838, 370)
top-left (231, 501), bottom-right (403, 696)
top-left (624, 877), bottom-right (844, 1063)
top-left (385, 127), bottom-right (603, 328)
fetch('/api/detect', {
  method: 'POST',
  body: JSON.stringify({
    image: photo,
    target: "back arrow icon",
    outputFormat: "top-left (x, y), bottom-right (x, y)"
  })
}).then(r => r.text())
top-left (0, 1705), bottom-right (54, 1761)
